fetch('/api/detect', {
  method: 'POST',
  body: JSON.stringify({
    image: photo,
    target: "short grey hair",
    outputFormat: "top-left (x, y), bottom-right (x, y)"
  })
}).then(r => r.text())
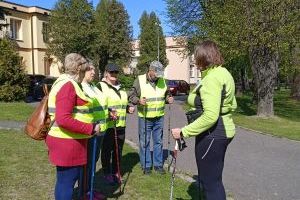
top-left (149, 61), bottom-right (163, 71)
top-left (64, 53), bottom-right (89, 76)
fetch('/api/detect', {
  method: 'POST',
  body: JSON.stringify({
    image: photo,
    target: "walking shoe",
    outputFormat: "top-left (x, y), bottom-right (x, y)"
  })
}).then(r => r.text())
top-left (103, 175), bottom-right (118, 186)
top-left (154, 166), bottom-right (166, 175)
top-left (143, 167), bottom-right (152, 175)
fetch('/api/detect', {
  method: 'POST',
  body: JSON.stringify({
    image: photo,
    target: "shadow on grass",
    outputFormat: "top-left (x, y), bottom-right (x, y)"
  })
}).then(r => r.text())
top-left (73, 151), bottom-right (140, 199)
top-left (175, 176), bottom-right (202, 200)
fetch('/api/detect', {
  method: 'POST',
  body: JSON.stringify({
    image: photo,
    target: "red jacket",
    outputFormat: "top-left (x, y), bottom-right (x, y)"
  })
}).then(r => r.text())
top-left (46, 82), bottom-right (93, 167)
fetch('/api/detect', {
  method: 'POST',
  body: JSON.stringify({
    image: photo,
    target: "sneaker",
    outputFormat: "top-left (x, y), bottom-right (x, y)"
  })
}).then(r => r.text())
top-left (143, 167), bottom-right (152, 175)
top-left (103, 175), bottom-right (118, 186)
top-left (154, 166), bottom-right (166, 175)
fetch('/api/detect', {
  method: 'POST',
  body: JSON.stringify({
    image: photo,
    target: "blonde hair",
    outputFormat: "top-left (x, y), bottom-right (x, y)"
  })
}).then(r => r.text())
top-left (63, 53), bottom-right (89, 76)
top-left (194, 40), bottom-right (224, 68)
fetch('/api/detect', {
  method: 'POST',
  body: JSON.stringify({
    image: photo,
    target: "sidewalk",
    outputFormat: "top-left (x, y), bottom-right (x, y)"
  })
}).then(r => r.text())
top-left (125, 102), bottom-right (300, 200)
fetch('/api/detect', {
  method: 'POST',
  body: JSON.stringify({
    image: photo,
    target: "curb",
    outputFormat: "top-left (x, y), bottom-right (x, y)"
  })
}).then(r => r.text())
top-left (236, 125), bottom-right (300, 142)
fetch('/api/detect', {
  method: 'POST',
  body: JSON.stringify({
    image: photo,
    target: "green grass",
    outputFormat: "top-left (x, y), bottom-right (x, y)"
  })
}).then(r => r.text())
top-left (0, 130), bottom-right (199, 200)
top-left (0, 102), bottom-right (35, 121)
top-left (234, 89), bottom-right (300, 140)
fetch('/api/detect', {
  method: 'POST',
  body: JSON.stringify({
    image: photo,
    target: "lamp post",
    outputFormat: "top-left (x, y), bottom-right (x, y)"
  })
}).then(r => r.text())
top-left (155, 21), bottom-right (159, 62)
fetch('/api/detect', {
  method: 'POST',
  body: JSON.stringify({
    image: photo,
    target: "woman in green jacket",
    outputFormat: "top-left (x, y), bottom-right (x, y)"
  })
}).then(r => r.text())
top-left (172, 40), bottom-right (237, 200)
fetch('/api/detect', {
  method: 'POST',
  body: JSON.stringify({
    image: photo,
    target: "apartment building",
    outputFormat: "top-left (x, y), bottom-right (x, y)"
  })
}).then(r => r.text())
top-left (128, 37), bottom-right (199, 84)
top-left (0, 1), bottom-right (53, 76)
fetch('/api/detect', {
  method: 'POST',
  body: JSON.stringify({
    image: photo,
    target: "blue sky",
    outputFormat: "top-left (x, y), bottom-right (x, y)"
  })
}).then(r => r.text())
top-left (8, 0), bottom-right (173, 39)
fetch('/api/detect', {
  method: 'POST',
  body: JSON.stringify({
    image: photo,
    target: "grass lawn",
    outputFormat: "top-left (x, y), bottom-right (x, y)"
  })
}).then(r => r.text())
top-left (0, 102), bottom-right (34, 121)
top-left (0, 130), bottom-right (199, 200)
top-left (234, 89), bottom-right (300, 141)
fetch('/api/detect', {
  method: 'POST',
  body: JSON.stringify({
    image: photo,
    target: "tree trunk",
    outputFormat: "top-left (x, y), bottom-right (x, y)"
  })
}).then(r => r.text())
top-left (250, 46), bottom-right (278, 117)
top-left (291, 70), bottom-right (300, 100)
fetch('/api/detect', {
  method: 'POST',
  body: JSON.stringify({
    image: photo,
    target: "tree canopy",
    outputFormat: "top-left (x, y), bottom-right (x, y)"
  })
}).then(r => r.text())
top-left (165, 0), bottom-right (299, 116)
top-left (137, 11), bottom-right (168, 74)
top-left (93, 0), bottom-right (133, 73)
top-left (47, 0), bottom-right (95, 61)
top-left (0, 38), bottom-right (29, 101)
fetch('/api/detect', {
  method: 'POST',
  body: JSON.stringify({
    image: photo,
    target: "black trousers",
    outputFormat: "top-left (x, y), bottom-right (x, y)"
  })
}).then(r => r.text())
top-left (101, 128), bottom-right (125, 175)
top-left (195, 134), bottom-right (232, 200)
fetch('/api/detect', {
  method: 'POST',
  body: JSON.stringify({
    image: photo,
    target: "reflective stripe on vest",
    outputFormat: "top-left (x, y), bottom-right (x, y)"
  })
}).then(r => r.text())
top-left (82, 84), bottom-right (108, 132)
top-left (137, 74), bottom-right (167, 118)
top-left (48, 74), bottom-right (94, 139)
top-left (99, 82), bottom-right (128, 128)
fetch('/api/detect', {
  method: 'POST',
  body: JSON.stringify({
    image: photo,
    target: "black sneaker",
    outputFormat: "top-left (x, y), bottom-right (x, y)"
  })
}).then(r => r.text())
top-left (143, 167), bottom-right (152, 175)
top-left (154, 166), bottom-right (166, 175)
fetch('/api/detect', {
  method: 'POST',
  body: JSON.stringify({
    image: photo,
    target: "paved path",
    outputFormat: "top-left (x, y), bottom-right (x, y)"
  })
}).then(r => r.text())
top-left (125, 97), bottom-right (300, 200)
top-left (1, 97), bottom-right (299, 200)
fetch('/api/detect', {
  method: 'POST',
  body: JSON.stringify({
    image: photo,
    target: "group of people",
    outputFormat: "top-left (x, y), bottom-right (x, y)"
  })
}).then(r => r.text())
top-left (45, 40), bottom-right (237, 200)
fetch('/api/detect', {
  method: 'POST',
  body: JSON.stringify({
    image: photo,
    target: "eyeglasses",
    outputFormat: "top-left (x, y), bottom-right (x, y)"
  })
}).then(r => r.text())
top-left (109, 71), bottom-right (119, 74)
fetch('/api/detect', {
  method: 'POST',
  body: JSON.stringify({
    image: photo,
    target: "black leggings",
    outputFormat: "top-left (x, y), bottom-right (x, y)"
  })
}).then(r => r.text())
top-left (195, 135), bottom-right (232, 200)
top-left (101, 128), bottom-right (125, 175)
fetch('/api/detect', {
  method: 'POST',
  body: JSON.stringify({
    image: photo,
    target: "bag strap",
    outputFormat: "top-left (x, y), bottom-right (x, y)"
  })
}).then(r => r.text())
top-left (43, 84), bottom-right (49, 96)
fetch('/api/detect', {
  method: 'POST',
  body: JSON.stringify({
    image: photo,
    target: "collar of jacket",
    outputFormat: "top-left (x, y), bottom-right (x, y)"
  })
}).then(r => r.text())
top-left (201, 65), bottom-right (222, 78)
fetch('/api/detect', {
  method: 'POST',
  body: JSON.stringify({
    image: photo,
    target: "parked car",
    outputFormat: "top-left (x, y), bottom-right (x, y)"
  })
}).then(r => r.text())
top-left (166, 79), bottom-right (190, 96)
top-left (26, 75), bottom-right (57, 101)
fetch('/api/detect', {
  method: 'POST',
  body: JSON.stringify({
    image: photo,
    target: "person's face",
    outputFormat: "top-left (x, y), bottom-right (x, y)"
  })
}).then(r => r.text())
top-left (84, 65), bottom-right (95, 83)
top-left (148, 69), bottom-right (158, 80)
top-left (106, 70), bottom-right (119, 83)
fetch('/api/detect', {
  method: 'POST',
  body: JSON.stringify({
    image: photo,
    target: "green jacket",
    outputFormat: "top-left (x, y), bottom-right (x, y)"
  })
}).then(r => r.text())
top-left (182, 66), bottom-right (237, 139)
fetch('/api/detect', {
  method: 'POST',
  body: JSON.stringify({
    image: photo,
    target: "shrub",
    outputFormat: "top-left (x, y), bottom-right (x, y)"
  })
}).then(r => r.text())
top-left (119, 74), bottom-right (135, 90)
top-left (0, 38), bottom-right (29, 101)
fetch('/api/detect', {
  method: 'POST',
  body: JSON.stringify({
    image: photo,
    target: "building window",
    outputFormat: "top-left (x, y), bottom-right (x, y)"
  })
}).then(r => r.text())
top-left (42, 22), bottom-right (49, 43)
top-left (189, 65), bottom-right (194, 77)
top-left (10, 19), bottom-right (22, 40)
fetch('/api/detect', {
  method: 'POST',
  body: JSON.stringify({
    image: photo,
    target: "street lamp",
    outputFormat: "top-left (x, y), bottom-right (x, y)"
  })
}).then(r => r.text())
top-left (155, 21), bottom-right (159, 62)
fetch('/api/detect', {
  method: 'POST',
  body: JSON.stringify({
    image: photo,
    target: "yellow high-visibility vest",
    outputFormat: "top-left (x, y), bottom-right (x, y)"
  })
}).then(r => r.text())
top-left (137, 74), bottom-right (167, 118)
top-left (99, 81), bottom-right (128, 128)
top-left (48, 74), bottom-right (106, 139)
top-left (82, 82), bottom-right (108, 132)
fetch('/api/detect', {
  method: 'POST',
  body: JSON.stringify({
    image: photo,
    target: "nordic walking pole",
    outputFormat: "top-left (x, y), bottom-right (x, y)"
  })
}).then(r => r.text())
top-left (83, 165), bottom-right (87, 200)
top-left (143, 97), bottom-right (147, 174)
top-left (170, 140), bottom-right (179, 200)
top-left (113, 120), bottom-right (122, 188)
top-left (78, 167), bottom-right (82, 199)
top-left (89, 136), bottom-right (97, 200)
top-left (167, 88), bottom-right (174, 171)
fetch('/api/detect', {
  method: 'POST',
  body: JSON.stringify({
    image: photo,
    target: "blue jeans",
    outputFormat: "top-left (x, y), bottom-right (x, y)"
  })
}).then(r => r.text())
top-left (55, 166), bottom-right (81, 200)
top-left (138, 116), bottom-right (164, 169)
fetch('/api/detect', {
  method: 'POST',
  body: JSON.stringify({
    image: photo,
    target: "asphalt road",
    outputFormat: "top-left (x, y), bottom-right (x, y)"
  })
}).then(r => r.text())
top-left (125, 95), bottom-right (300, 200)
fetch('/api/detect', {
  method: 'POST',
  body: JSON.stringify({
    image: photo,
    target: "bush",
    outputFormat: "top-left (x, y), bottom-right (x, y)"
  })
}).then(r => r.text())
top-left (119, 74), bottom-right (135, 90)
top-left (0, 38), bottom-right (29, 101)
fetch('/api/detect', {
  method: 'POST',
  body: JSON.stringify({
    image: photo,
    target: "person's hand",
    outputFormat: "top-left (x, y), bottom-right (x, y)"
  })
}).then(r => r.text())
top-left (171, 128), bottom-right (182, 139)
top-left (109, 108), bottom-right (118, 121)
top-left (93, 124), bottom-right (101, 136)
top-left (167, 96), bottom-right (174, 104)
top-left (128, 106), bottom-right (135, 114)
top-left (139, 97), bottom-right (146, 106)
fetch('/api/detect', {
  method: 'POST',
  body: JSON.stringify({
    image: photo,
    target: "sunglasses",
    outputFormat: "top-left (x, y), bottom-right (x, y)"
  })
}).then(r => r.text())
top-left (109, 71), bottom-right (119, 74)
